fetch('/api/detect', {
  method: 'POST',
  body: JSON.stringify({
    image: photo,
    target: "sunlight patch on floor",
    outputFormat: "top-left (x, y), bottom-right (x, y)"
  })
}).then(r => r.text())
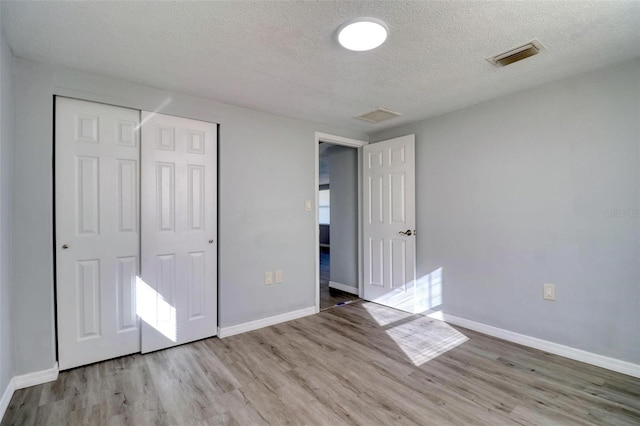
top-left (362, 302), bottom-right (468, 366)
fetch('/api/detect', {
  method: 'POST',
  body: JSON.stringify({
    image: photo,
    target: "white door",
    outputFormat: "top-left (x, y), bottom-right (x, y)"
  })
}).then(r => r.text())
top-left (140, 112), bottom-right (217, 353)
top-left (55, 97), bottom-right (141, 370)
top-left (363, 135), bottom-right (416, 313)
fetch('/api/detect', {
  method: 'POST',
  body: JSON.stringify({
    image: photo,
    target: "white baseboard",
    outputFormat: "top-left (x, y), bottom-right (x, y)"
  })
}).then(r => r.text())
top-left (217, 306), bottom-right (316, 338)
top-left (432, 312), bottom-right (640, 379)
top-left (0, 363), bottom-right (58, 421)
top-left (13, 362), bottom-right (59, 390)
top-left (0, 377), bottom-right (16, 421)
top-left (329, 281), bottom-right (359, 295)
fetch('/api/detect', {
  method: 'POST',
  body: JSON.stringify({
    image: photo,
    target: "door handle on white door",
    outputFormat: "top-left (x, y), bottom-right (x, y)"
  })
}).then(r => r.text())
top-left (208, 239), bottom-right (214, 244)
top-left (398, 230), bottom-right (413, 236)
top-left (62, 244), bottom-right (69, 249)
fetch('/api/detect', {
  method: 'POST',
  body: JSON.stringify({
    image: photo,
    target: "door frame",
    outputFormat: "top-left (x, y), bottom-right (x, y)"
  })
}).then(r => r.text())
top-left (314, 132), bottom-right (367, 312)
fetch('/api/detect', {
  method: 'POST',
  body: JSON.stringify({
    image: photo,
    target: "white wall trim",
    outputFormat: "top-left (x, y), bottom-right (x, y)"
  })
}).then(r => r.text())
top-left (316, 132), bottom-right (368, 148)
top-left (13, 362), bottom-right (59, 390)
top-left (328, 281), bottom-right (359, 295)
top-left (217, 306), bottom-right (316, 338)
top-left (0, 377), bottom-right (16, 421)
top-left (432, 312), bottom-right (640, 379)
top-left (0, 363), bottom-right (59, 420)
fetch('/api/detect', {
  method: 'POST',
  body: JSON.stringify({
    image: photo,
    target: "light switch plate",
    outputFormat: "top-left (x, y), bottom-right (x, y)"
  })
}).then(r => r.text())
top-left (275, 270), bottom-right (283, 283)
top-left (305, 200), bottom-right (312, 211)
top-left (543, 283), bottom-right (555, 301)
top-left (265, 272), bottom-right (273, 285)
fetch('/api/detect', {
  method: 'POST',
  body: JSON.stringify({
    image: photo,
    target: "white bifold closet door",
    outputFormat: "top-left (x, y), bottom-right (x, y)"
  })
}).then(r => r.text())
top-left (56, 98), bottom-right (218, 369)
top-left (55, 97), bottom-right (141, 370)
top-left (140, 112), bottom-right (217, 353)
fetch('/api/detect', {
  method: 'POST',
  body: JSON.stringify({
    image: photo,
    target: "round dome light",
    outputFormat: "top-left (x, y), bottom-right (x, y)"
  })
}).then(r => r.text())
top-left (337, 18), bottom-right (388, 52)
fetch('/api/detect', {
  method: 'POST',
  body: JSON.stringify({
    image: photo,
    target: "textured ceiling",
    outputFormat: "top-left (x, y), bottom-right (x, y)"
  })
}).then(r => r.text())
top-left (2, 1), bottom-right (639, 135)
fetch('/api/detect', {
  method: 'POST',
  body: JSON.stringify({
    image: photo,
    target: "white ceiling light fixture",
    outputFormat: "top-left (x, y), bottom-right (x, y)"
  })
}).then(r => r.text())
top-left (337, 17), bottom-right (388, 52)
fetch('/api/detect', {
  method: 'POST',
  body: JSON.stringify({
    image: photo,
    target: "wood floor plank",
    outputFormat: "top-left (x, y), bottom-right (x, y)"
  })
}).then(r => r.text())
top-left (2, 386), bottom-right (42, 426)
top-left (2, 301), bottom-right (639, 425)
top-left (214, 389), bottom-right (269, 425)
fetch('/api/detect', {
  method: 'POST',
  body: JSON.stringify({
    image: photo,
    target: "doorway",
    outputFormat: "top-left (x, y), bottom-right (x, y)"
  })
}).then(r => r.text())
top-left (314, 133), bottom-right (367, 312)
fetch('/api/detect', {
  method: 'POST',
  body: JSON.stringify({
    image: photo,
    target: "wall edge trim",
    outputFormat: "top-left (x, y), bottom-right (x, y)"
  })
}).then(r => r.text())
top-left (217, 306), bottom-right (316, 338)
top-left (435, 312), bottom-right (640, 378)
top-left (13, 362), bottom-right (59, 390)
top-left (0, 377), bottom-right (16, 422)
top-left (328, 281), bottom-right (359, 295)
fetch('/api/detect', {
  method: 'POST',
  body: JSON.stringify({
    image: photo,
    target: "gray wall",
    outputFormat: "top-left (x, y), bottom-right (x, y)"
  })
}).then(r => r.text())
top-left (328, 146), bottom-right (358, 290)
top-left (371, 59), bottom-right (640, 364)
top-left (10, 57), bottom-right (366, 376)
top-left (0, 10), bottom-right (14, 397)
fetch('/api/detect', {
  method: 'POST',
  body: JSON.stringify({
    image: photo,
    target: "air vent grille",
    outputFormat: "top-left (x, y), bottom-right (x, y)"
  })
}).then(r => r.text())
top-left (487, 39), bottom-right (545, 67)
top-left (355, 107), bottom-right (402, 123)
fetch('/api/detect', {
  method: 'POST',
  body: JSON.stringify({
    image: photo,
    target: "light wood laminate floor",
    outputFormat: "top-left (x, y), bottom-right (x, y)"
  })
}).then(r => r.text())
top-left (3, 301), bottom-right (639, 425)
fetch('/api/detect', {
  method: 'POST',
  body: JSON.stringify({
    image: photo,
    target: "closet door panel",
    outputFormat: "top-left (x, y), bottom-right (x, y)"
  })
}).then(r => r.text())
top-left (55, 97), bottom-right (141, 370)
top-left (141, 112), bottom-right (217, 353)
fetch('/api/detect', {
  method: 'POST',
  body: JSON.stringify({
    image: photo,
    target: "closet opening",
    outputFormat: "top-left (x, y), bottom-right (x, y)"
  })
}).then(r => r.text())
top-left (54, 96), bottom-right (218, 369)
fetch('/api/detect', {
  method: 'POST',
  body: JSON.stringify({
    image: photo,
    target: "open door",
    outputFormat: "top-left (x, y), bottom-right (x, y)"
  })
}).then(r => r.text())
top-left (362, 134), bottom-right (416, 313)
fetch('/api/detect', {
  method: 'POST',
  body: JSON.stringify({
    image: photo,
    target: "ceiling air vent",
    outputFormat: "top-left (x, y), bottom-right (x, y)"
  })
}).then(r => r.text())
top-left (486, 39), bottom-right (545, 67)
top-left (355, 107), bottom-right (402, 123)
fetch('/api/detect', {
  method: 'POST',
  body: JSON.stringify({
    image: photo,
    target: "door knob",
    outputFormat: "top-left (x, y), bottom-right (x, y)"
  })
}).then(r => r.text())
top-left (208, 239), bottom-right (214, 244)
top-left (398, 230), bottom-right (412, 236)
top-left (62, 244), bottom-right (69, 249)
